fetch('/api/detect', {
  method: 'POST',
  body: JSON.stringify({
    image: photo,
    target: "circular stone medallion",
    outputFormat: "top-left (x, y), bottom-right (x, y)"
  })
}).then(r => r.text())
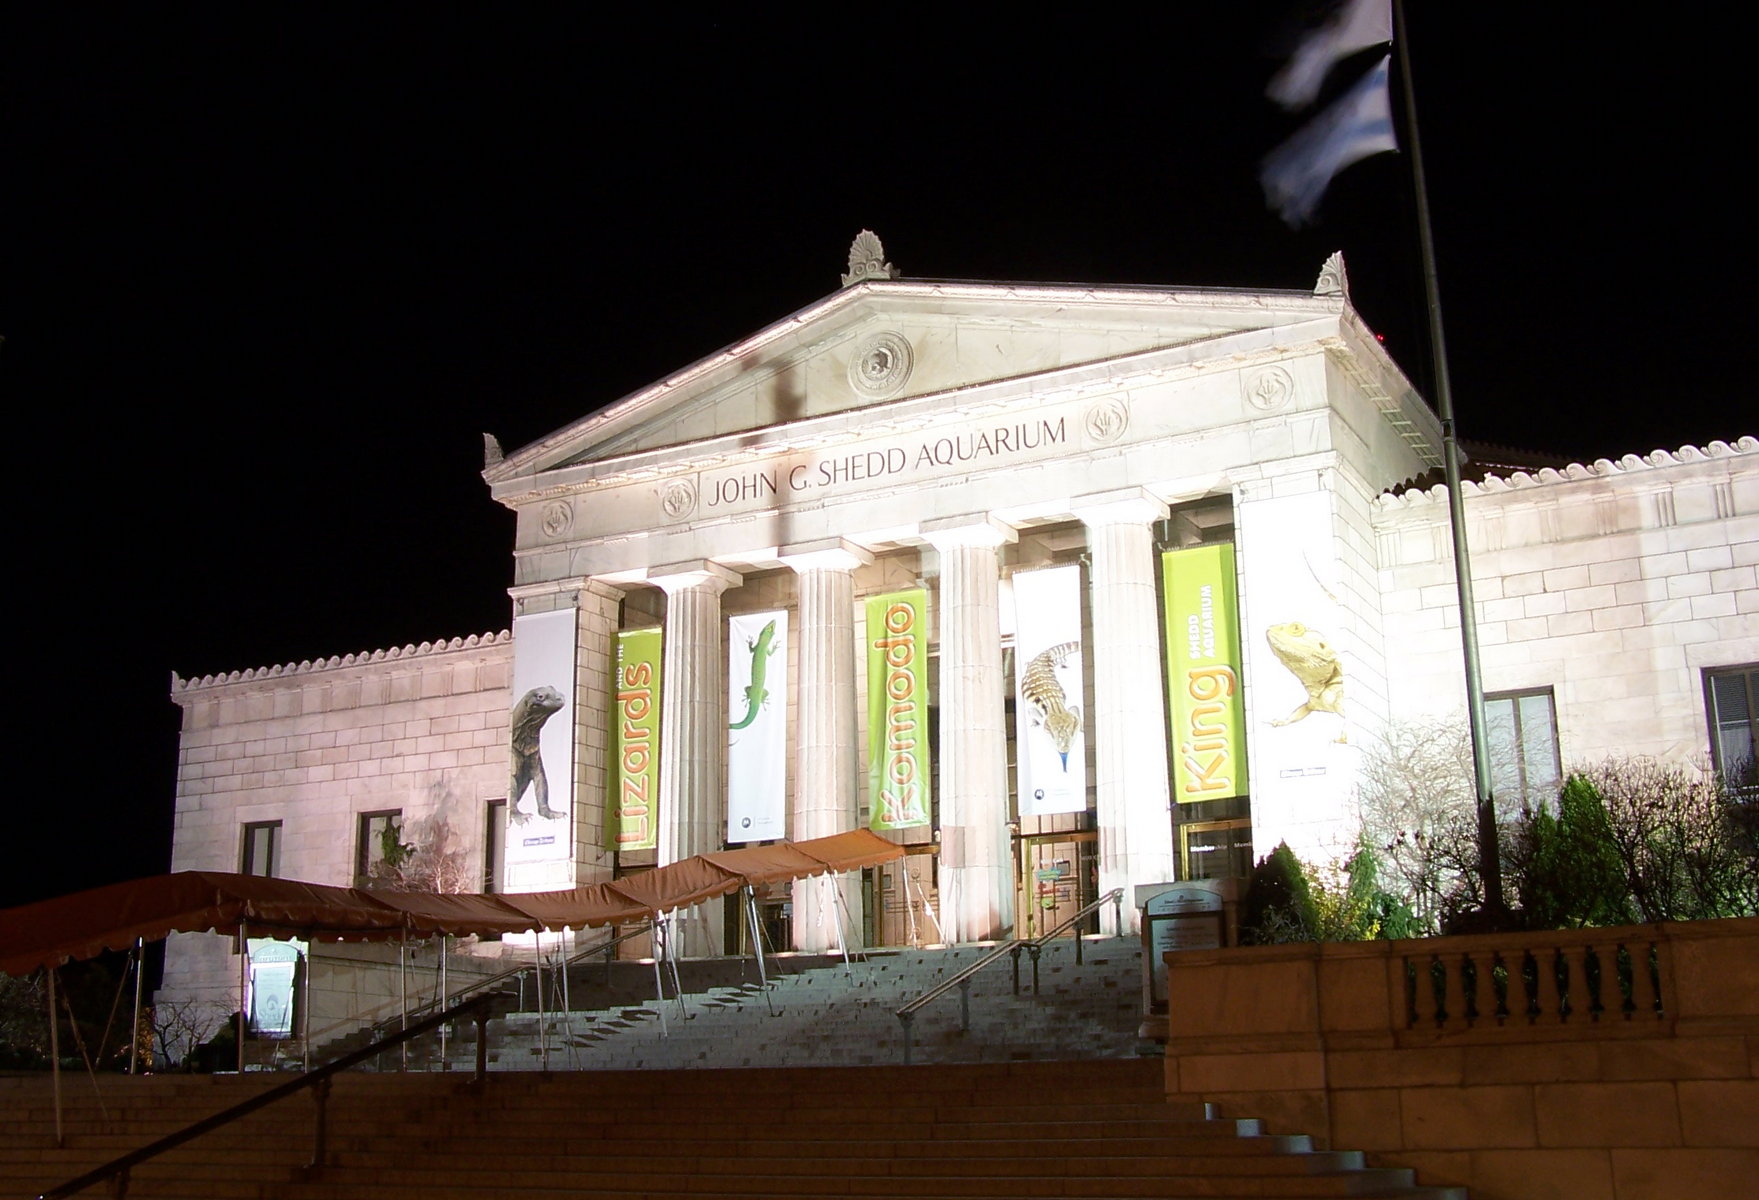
top-left (848, 331), bottom-right (914, 398)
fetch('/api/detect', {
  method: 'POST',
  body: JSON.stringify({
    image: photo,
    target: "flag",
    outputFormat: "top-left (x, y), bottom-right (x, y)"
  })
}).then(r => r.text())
top-left (1268, 0), bottom-right (1393, 111)
top-left (1261, 55), bottom-right (1396, 227)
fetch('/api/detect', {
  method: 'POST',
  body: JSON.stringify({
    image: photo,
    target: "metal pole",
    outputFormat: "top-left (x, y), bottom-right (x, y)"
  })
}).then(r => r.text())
top-left (398, 931), bottom-right (408, 1072)
top-left (438, 936), bottom-right (448, 1070)
top-left (129, 939), bottom-right (144, 1075)
top-left (48, 968), bottom-right (64, 1148)
top-left (829, 875), bottom-right (853, 979)
top-left (1393, 0), bottom-right (1502, 916)
top-left (898, 1010), bottom-right (913, 1066)
top-left (958, 978), bottom-right (971, 1032)
top-left (534, 936), bottom-right (547, 1070)
top-left (301, 944), bottom-right (311, 1073)
top-left (237, 921), bottom-right (249, 1074)
top-left (649, 919), bottom-right (668, 1038)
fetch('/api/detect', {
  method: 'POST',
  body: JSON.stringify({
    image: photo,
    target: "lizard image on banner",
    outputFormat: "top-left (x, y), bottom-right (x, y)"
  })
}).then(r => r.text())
top-left (729, 618), bottom-right (778, 731)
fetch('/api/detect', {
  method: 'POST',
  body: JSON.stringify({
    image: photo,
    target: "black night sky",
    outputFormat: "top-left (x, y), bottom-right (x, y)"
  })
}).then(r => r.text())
top-left (4, 6), bottom-right (1751, 908)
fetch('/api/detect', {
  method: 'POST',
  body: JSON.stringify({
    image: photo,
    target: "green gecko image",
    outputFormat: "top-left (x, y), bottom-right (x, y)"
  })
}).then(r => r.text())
top-left (729, 619), bottom-right (778, 730)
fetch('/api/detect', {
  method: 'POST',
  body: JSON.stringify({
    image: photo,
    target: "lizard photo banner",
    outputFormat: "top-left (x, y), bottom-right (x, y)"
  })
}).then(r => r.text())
top-left (866, 588), bottom-right (931, 830)
top-left (727, 610), bottom-right (787, 843)
top-left (1012, 565), bottom-right (1087, 816)
top-left (507, 609), bottom-right (577, 873)
top-left (1162, 544), bottom-right (1247, 804)
top-left (609, 627), bottom-right (662, 851)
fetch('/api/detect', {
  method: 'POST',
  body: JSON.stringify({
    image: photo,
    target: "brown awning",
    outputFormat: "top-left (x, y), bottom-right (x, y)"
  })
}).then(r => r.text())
top-left (0, 831), bottom-right (905, 975)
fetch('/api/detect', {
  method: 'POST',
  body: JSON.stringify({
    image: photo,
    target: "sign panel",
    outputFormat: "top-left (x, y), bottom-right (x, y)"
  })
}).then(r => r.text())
top-left (1162, 544), bottom-right (1248, 804)
top-left (1011, 565), bottom-right (1087, 816)
top-left (507, 609), bottom-right (576, 872)
top-left (609, 627), bottom-right (662, 851)
top-left (866, 589), bottom-right (932, 830)
top-left (727, 610), bottom-right (788, 843)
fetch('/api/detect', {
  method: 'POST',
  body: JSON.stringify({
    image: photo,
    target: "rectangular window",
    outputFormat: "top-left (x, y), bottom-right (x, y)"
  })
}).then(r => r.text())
top-left (240, 821), bottom-right (281, 877)
top-left (1485, 688), bottom-right (1562, 811)
top-left (1180, 819), bottom-right (1253, 881)
top-left (1704, 664), bottom-right (1758, 789)
top-left (483, 799), bottom-right (508, 894)
top-left (356, 810), bottom-right (403, 887)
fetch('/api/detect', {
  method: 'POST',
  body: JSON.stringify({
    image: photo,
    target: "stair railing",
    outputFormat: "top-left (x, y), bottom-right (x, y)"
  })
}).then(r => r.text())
top-left (893, 887), bottom-right (1125, 1065)
top-left (37, 992), bottom-right (504, 1200)
top-left (1011, 887), bottom-right (1125, 995)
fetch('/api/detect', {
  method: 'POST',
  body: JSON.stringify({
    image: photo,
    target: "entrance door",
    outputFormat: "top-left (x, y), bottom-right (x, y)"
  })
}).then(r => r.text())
top-left (1019, 836), bottom-right (1097, 940)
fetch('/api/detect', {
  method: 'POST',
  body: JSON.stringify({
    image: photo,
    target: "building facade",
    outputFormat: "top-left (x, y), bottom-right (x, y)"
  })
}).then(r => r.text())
top-left (162, 246), bottom-right (1758, 1012)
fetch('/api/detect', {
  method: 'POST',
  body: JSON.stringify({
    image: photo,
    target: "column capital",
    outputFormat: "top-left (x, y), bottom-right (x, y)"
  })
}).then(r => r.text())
top-left (507, 575), bottom-right (627, 608)
top-left (922, 513), bottom-right (1017, 551)
top-left (1071, 488), bottom-right (1169, 529)
top-left (779, 537), bottom-right (874, 574)
top-left (648, 560), bottom-right (743, 595)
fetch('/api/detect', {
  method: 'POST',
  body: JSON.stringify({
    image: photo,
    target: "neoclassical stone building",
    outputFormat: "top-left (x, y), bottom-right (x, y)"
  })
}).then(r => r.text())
top-left (163, 242), bottom-right (1757, 1009)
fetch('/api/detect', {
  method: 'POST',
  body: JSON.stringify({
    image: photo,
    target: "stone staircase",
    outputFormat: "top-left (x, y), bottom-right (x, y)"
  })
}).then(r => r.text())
top-left (1, 1059), bottom-right (1467, 1199)
top-left (458, 935), bottom-right (1147, 1071)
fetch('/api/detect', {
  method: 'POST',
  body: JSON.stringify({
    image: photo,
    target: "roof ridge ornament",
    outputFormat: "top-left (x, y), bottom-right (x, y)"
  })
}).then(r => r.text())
top-left (842, 230), bottom-right (900, 287)
top-left (1314, 251), bottom-right (1350, 300)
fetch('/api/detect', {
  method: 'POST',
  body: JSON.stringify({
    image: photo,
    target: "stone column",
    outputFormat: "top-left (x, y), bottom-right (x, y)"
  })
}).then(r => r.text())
top-left (652, 561), bottom-right (741, 957)
top-left (1074, 490), bottom-right (1175, 932)
top-left (924, 515), bottom-right (1016, 944)
top-left (780, 539), bottom-right (872, 952)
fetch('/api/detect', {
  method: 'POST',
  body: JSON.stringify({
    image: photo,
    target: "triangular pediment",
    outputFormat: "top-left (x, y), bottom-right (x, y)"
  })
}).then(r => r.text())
top-left (485, 278), bottom-right (1346, 491)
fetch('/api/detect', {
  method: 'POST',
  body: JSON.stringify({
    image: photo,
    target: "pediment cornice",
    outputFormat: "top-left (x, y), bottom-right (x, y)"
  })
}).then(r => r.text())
top-left (484, 279), bottom-right (1342, 496)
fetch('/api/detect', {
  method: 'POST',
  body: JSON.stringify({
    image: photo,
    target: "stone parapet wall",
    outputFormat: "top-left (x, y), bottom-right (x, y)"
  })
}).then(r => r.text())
top-left (1163, 918), bottom-right (1759, 1200)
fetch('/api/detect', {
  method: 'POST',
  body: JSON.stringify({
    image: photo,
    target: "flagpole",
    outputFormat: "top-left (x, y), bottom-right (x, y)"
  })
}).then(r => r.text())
top-left (1391, 0), bottom-right (1505, 920)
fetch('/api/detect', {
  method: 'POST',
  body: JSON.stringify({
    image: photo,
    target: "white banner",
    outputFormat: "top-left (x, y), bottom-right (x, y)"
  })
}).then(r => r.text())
top-left (1012, 566), bottom-right (1087, 816)
top-left (506, 609), bottom-right (576, 877)
top-left (727, 610), bottom-right (787, 842)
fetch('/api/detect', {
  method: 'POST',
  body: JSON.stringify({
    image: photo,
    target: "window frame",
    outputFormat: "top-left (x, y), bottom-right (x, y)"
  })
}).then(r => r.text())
top-left (1703, 663), bottom-right (1758, 789)
top-left (240, 821), bottom-right (282, 878)
top-left (355, 809), bottom-right (404, 887)
top-left (1484, 686), bottom-right (1563, 812)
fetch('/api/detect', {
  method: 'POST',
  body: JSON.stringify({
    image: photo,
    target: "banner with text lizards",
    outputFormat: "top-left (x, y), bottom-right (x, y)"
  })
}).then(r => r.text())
top-left (1162, 544), bottom-right (1247, 804)
top-left (609, 627), bottom-right (662, 851)
top-left (727, 610), bottom-right (788, 843)
top-left (866, 588), bottom-right (932, 830)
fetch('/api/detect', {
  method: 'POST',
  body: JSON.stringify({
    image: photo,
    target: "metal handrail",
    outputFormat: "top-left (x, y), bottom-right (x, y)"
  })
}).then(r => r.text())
top-left (1012, 887), bottom-right (1126, 995)
top-left (38, 992), bottom-right (504, 1200)
top-left (893, 887), bottom-right (1126, 1065)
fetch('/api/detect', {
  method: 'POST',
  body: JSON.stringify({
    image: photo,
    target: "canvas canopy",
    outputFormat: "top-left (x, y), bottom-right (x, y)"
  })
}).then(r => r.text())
top-left (0, 830), bottom-right (903, 975)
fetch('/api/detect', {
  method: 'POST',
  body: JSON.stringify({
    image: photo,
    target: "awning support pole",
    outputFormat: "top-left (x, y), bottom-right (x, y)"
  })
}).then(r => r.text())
top-left (129, 938), bottom-right (144, 1075)
top-left (649, 918), bottom-right (668, 1038)
top-left (743, 887), bottom-right (774, 1015)
top-left (534, 935), bottom-right (547, 1071)
top-left (301, 943), bottom-right (311, 1073)
top-left (398, 930), bottom-right (408, 1072)
top-left (48, 967), bottom-right (64, 1148)
top-left (829, 875), bottom-right (853, 979)
top-left (237, 921), bottom-right (249, 1074)
top-left (664, 912), bottom-right (685, 1020)
top-left (438, 935), bottom-right (448, 1070)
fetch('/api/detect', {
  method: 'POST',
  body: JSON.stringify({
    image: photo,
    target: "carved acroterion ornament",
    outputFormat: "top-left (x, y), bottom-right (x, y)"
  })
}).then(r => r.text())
top-left (1314, 251), bottom-right (1350, 299)
top-left (842, 230), bottom-right (900, 287)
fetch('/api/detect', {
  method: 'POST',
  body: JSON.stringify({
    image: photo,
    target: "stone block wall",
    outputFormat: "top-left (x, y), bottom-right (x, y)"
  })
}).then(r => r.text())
top-left (1373, 439), bottom-right (1758, 765)
top-left (162, 633), bottom-right (513, 1010)
top-left (1162, 918), bottom-right (1759, 1200)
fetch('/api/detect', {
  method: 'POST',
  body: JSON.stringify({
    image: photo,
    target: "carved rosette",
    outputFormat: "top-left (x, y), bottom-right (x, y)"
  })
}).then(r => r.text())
top-left (1083, 397), bottom-right (1129, 444)
top-left (539, 500), bottom-right (574, 539)
top-left (847, 331), bottom-right (913, 399)
top-left (1244, 366), bottom-right (1295, 413)
top-left (660, 478), bottom-right (698, 521)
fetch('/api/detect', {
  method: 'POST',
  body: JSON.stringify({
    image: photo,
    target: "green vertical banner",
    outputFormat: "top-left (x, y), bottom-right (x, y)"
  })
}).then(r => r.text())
top-left (866, 588), bottom-right (932, 830)
top-left (609, 627), bottom-right (662, 850)
top-left (1162, 545), bottom-right (1247, 803)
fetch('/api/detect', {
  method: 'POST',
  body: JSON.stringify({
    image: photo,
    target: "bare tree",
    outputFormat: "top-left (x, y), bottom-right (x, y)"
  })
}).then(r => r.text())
top-left (366, 812), bottom-right (473, 893)
top-left (1354, 718), bottom-right (1519, 932)
top-left (146, 995), bottom-right (229, 1068)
